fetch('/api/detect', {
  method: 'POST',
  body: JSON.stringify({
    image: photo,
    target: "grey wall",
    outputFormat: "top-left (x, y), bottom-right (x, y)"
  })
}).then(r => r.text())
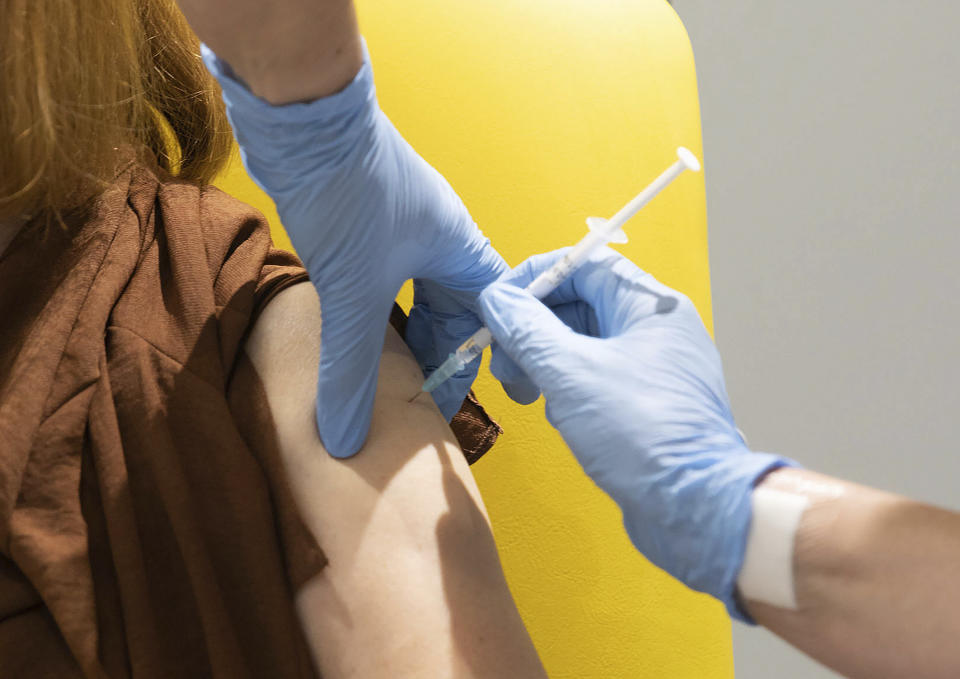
top-left (669, 2), bottom-right (960, 677)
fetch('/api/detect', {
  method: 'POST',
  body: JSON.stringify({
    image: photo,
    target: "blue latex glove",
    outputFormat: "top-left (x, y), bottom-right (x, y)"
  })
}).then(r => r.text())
top-left (202, 42), bottom-right (514, 457)
top-left (477, 248), bottom-right (797, 620)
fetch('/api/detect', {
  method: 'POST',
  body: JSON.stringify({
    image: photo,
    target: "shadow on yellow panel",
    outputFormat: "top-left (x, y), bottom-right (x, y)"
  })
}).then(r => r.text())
top-left (214, 1), bottom-right (732, 677)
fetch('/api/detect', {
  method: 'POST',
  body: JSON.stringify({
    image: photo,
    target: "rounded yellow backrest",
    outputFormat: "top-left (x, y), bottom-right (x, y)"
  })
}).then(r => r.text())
top-left (215, 1), bottom-right (730, 676)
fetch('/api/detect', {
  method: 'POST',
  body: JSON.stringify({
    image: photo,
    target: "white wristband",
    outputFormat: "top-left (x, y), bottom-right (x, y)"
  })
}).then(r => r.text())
top-left (737, 486), bottom-right (809, 610)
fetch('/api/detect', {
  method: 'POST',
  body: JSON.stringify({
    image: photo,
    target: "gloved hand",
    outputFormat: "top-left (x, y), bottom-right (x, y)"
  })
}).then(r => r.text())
top-left (202, 41), bottom-right (514, 457)
top-left (477, 248), bottom-right (797, 620)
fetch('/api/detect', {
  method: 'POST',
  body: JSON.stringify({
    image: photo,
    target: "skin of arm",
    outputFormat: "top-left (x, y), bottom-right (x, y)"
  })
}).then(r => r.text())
top-left (742, 467), bottom-right (960, 679)
top-left (243, 283), bottom-right (548, 679)
top-left (175, 0), bottom-right (363, 104)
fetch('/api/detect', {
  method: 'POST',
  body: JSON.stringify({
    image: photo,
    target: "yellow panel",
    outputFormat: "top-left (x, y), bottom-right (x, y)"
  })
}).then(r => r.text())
top-left (214, 1), bottom-right (730, 676)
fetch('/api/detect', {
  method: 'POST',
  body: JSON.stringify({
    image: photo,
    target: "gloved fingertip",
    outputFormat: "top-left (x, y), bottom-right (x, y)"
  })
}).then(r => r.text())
top-left (433, 382), bottom-right (468, 422)
top-left (438, 396), bottom-right (465, 422)
top-left (477, 282), bottom-right (538, 342)
top-left (314, 363), bottom-right (379, 459)
top-left (316, 411), bottom-right (368, 458)
top-left (325, 441), bottom-right (363, 459)
top-left (501, 379), bottom-right (541, 405)
top-left (489, 345), bottom-right (540, 404)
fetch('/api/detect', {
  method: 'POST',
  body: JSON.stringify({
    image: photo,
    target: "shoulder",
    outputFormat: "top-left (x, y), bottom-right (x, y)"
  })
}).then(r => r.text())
top-left (119, 170), bottom-right (304, 373)
top-left (243, 280), bottom-right (458, 469)
top-left (155, 179), bottom-right (276, 277)
top-left (242, 282), bottom-right (547, 677)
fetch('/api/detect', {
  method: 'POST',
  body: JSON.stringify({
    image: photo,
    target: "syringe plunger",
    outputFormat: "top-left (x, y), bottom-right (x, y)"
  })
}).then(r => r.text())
top-left (420, 147), bottom-right (700, 395)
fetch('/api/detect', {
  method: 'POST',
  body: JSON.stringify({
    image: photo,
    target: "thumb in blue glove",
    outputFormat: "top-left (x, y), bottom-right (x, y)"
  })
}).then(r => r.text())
top-left (477, 247), bottom-right (797, 621)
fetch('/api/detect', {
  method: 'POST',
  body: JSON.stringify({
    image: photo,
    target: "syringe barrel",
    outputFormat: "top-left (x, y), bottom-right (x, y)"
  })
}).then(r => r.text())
top-left (423, 326), bottom-right (493, 393)
top-left (420, 148), bottom-right (698, 395)
top-left (525, 229), bottom-right (607, 299)
top-left (455, 326), bottom-right (493, 363)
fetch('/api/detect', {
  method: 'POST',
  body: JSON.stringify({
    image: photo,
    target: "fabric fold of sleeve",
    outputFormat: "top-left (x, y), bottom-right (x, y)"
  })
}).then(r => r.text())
top-left (0, 152), bottom-right (503, 678)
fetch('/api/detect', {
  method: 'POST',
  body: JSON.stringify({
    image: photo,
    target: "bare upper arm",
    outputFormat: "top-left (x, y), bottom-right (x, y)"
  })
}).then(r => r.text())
top-left (243, 282), bottom-right (546, 679)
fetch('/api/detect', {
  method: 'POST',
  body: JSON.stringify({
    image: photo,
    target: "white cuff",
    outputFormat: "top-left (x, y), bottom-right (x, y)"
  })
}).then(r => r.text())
top-left (737, 486), bottom-right (809, 609)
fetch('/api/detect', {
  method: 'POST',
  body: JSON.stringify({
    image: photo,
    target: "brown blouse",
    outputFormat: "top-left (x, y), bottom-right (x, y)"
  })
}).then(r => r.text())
top-left (0, 156), bottom-right (500, 678)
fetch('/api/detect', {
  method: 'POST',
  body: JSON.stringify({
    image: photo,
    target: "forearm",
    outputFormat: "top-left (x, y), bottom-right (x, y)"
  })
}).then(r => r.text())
top-left (740, 468), bottom-right (960, 679)
top-left (175, 0), bottom-right (362, 103)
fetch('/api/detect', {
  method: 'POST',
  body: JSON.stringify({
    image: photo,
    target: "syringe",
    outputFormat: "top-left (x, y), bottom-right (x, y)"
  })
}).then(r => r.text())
top-left (419, 146), bottom-right (701, 395)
